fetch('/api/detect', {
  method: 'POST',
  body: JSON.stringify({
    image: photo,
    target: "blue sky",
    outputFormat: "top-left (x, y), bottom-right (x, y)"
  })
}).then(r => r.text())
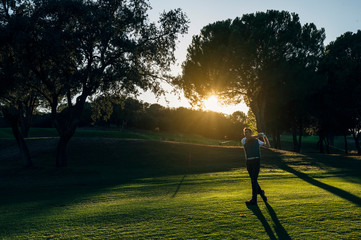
top-left (140, 0), bottom-right (361, 114)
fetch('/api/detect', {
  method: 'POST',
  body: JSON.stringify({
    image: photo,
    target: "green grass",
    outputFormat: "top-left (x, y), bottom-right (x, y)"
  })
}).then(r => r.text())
top-left (0, 127), bottom-right (239, 146)
top-left (1, 127), bottom-right (355, 153)
top-left (0, 127), bottom-right (356, 152)
top-left (0, 127), bottom-right (155, 140)
top-left (1, 131), bottom-right (361, 239)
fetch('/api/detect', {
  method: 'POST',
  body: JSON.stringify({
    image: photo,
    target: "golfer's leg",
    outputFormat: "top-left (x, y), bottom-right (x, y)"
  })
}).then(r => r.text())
top-left (246, 161), bottom-right (256, 200)
top-left (254, 159), bottom-right (262, 194)
top-left (249, 160), bottom-right (259, 201)
top-left (246, 160), bottom-right (252, 178)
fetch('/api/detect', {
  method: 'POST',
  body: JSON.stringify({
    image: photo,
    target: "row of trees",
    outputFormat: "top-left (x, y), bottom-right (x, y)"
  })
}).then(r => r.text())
top-left (178, 10), bottom-right (361, 154)
top-left (91, 98), bottom-right (249, 140)
top-left (0, 0), bottom-right (189, 167)
top-left (0, 97), bottom-right (249, 140)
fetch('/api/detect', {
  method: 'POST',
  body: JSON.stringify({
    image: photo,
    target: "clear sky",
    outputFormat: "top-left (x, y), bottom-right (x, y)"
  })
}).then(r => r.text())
top-left (139, 0), bottom-right (361, 114)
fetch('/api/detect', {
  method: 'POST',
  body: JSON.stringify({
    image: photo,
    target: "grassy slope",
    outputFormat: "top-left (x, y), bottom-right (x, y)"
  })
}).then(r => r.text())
top-left (0, 130), bottom-right (361, 239)
top-left (0, 127), bottom-right (355, 151)
top-left (0, 127), bottom-right (240, 147)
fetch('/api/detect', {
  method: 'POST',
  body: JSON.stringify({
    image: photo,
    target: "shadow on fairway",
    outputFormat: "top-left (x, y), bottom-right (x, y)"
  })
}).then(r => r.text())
top-left (265, 202), bottom-right (292, 239)
top-left (280, 161), bottom-right (361, 207)
top-left (247, 203), bottom-right (291, 240)
top-left (172, 174), bottom-right (186, 198)
top-left (268, 150), bottom-right (361, 207)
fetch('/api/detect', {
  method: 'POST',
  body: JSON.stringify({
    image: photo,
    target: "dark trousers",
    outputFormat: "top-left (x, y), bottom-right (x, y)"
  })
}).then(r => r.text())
top-left (246, 158), bottom-right (262, 200)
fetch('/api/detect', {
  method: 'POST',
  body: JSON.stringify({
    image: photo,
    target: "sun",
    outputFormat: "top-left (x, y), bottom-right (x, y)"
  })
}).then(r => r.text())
top-left (204, 95), bottom-right (220, 112)
top-left (203, 95), bottom-right (249, 115)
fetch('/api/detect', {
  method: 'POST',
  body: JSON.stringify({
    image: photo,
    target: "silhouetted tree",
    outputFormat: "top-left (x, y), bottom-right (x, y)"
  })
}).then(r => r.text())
top-left (178, 10), bottom-right (325, 152)
top-left (0, 0), bottom-right (38, 167)
top-left (21, 0), bottom-right (188, 167)
top-left (319, 31), bottom-right (361, 154)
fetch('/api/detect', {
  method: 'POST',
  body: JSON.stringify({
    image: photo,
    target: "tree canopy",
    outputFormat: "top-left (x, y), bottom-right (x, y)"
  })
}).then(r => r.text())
top-left (318, 30), bottom-right (361, 154)
top-left (179, 10), bottom-right (325, 133)
top-left (1, 0), bottom-right (189, 166)
top-left (178, 10), bottom-right (328, 152)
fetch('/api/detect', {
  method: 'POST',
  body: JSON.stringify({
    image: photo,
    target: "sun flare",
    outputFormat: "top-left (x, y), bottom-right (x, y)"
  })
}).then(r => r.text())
top-left (203, 95), bottom-right (249, 115)
top-left (204, 95), bottom-right (220, 112)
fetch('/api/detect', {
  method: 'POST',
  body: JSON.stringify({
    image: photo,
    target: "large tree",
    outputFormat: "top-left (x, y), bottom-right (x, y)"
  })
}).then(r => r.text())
top-left (179, 10), bottom-right (325, 147)
top-left (0, 0), bottom-right (39, 167)
top-left (319, 30), bottom-right (361, 154)
top-left (11, 0), bottom-right (188, 167)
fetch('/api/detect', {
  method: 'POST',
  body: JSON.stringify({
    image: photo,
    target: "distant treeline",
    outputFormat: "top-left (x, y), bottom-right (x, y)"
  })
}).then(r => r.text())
top-left (0, 98), bottom-right (249, 140)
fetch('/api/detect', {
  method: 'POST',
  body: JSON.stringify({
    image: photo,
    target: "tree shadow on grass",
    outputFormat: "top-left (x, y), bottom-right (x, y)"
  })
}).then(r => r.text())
top-left (171, 174), bottom-right (186, 198)
top-left (247, 202), bottom-right (291, 240)
top-left (276, 157), bottom-right (361, 207)
top-left (265, 149), bottom-right (361, 207)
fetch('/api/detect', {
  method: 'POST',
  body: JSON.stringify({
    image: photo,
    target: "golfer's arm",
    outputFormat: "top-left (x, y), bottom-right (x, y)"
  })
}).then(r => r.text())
top-left (263, 136), bottom-right (271, 147)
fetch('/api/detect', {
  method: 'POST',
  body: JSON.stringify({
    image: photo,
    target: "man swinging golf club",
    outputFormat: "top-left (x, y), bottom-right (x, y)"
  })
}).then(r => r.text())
top-left (241, 128), bottom-right (270, 205)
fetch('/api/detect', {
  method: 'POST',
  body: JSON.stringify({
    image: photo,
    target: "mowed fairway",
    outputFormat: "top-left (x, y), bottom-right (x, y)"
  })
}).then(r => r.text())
top-left (1, 136), bottom-right (361, 239)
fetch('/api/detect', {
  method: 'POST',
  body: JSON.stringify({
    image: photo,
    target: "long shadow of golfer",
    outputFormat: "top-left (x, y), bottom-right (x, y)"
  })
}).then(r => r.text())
top-left (265, 202), bottom-right (292, 239)
top-left (247, 203), bottom-right (291, 240)
top-left (172, 174), bottom-right (186, 198)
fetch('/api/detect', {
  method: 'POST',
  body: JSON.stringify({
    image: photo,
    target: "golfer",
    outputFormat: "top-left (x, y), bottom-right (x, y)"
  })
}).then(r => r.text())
top-left (241, 128), bottom-right (270, 205)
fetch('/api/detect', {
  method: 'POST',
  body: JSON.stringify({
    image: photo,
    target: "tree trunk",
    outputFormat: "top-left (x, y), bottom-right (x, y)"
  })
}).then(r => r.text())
top-left (325, 137), bottom-right (330, 154)
top-left (260, 101), bottom-right (266, 132)
top-left (318, 135), bottom-right (324, 153)
top-left (297, 118), bottom-right (303, 153)
top-left (2, 107), bottom-right (32, 167)
top-left (56, 134), bottom-right (71, 167)
top-left (250, 100), bottom-right (266, 132)
top-left (55, 115), bottom-right (80, 167)
top-left (53, 95), bottom-right (86, 167)
top-left (329, 134), bottom-right (334, 146)
top-left (272, 128), bottom-right (281, 149)
top-left (344, 134), bottom-right (348, 155)
top-left (12, 122), bottom-right (32, 167)
top-left (352, 132), bottom-right (361, 155)
top-left (272, 130), bottom-right (277, 149)
top-left (291, 118), bottom-right (299, 152)
top-left (19, 95), bottom-right (37, 138)
top-left (276, 129), bottom-right (281, 149)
